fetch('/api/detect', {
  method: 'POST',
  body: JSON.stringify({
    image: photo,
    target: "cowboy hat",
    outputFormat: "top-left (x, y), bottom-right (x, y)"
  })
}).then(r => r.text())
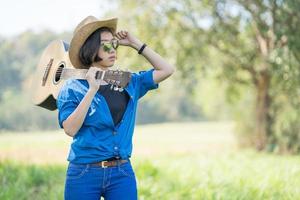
top-left (69, 16), bottom-right (118, 69)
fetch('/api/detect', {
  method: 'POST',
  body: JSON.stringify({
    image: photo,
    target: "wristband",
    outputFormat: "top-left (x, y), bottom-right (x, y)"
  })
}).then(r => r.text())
top-left (138, 43), bottom-right (147, 54)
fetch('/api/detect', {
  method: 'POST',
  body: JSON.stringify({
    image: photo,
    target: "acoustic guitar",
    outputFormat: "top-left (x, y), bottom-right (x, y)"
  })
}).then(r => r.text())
top-left (31, 40), bottom-right (131, 111)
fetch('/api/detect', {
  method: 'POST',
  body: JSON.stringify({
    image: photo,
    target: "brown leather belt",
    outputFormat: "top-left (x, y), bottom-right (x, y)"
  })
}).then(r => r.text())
top-left (90, 159), bottom-right (128, 168)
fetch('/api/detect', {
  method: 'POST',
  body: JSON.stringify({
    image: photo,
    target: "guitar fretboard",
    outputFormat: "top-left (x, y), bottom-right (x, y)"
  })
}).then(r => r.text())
top-left (60, 68), bottom-right (104, 80)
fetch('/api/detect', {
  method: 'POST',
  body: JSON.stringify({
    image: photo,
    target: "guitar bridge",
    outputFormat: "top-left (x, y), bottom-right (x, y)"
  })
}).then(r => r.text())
top-left (42, 58), bottom-right (53, 86)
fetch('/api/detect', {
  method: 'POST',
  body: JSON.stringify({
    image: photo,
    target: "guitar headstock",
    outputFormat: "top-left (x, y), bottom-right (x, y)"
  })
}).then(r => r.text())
top-left (102, 69), bottom-right (131, 90)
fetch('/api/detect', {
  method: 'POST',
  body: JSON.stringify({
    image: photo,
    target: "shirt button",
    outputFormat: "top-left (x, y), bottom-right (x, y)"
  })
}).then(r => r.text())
top-left (114, 146), bottom-right (118, 150)
top-left (113, 131), bottom-right (117, 135)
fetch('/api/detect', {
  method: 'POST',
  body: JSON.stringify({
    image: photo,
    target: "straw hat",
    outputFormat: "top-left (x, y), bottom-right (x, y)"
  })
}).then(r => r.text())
top-left (69, 16), bottom-right (118, 68)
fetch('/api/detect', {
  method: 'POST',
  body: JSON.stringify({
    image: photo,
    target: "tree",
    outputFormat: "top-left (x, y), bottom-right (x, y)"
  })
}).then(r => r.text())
top-left (206, 0), bottom-right (300, 151)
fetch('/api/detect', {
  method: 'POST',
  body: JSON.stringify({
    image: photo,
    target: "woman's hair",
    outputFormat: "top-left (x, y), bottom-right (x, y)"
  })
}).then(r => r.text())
top-left (79, 27), bottom-right (113, 67)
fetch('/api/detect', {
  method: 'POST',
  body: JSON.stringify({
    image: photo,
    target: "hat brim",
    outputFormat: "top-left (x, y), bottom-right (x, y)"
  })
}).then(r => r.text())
top-left (69, 18), bottom-right (118, 69)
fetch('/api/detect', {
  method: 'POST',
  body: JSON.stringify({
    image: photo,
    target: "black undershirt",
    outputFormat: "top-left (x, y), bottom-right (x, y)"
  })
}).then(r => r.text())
top-left (98, 84), bottom-right (129, 126)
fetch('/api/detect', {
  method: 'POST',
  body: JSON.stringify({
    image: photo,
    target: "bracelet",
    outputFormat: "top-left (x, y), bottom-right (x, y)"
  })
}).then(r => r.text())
top-left (138, 43), bottom-right (147, 54)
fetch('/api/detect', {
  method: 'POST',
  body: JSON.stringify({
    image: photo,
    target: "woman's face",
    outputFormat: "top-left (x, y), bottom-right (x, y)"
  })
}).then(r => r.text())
top-left (94, 31), bottom-right (118, 69)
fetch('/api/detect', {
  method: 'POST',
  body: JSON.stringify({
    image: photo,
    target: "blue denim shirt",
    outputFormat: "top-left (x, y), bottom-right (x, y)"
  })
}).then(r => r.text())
top-left (57, 69), bottom-right (158, 164)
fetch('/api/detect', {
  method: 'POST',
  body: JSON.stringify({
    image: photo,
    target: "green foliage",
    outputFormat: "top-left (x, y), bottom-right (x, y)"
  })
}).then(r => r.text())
top-left (1, 151), bottom-right (300, 199)
top-left (201, 0), bottom-right (300, 152)
top-left (0, 89), bottom-right (58, 130)
top-left (0, 161), bottom-right (65, 199)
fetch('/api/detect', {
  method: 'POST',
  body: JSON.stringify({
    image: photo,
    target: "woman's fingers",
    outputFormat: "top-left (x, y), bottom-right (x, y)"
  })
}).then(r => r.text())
top-left (116, 30), bottom-right (128, 39)
top-left (117, 32), bottom-right (123, 39)
top-left (115, 34), bottom-right (121, 40)
top-left (118, 32), bottom-right (124, 39)
top-left (116, 30), bottom-right (131, 46)
top-left (120, 30), bottom-right (127, 37)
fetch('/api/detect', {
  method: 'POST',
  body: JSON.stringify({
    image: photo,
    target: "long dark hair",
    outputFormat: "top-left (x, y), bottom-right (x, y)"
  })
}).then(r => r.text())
top-left (79, 27), bottom-right (113, 67)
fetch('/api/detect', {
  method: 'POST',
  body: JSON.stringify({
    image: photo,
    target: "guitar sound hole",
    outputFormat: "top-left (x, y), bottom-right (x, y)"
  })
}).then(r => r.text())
top-left (53, 63), bottom-right (65, 84)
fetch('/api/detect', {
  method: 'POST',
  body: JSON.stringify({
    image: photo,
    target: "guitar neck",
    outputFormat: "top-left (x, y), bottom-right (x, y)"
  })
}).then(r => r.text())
top-left (61, 68), bottom-right (104, 80)
top-left (58, 67), bottom-right (131, 88)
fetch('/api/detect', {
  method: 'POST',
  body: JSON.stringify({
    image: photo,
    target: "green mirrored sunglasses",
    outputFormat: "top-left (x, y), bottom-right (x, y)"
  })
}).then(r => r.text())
top-left (101, 39), bottom-right (119, 52)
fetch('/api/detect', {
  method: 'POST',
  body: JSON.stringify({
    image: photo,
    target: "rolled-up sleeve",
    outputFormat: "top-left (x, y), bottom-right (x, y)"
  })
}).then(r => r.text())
top-left (136, 69), bottom-right (159, 98)
top-left (57, 86), bottom-right (78, 129)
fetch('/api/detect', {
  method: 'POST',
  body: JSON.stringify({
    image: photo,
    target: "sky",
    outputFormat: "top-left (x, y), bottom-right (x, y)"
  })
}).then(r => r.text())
top-left (0, 0), bottom-right (117, 37)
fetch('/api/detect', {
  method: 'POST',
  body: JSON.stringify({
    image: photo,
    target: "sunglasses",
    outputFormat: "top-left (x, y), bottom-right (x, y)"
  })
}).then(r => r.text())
top-left (100, 39), bottom-right (119, 52)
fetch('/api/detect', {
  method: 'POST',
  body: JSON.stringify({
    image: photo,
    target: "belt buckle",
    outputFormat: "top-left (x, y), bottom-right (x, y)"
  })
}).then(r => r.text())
top-left (101, 161), bottom-right (108, 168)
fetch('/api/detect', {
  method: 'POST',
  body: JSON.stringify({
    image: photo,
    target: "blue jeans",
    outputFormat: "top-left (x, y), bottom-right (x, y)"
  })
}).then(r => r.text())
top-left (64, 160), bottom-right (138, 200)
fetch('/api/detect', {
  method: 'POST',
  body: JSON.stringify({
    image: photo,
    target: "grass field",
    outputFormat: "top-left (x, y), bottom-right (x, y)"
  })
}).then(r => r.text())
top-left (1, 122), bottom-right (300, 199)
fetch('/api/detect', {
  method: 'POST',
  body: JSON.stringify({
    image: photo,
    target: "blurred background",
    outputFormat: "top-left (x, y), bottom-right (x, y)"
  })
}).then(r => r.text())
top-left (0, 0), bottom-right (300, 199)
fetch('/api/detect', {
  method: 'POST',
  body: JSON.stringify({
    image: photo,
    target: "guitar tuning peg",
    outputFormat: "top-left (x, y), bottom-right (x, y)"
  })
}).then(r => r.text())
top-left (118, 87), bottom-right (124, 92)
top-left (114, 85), bottom-right (119, 91)
top-left (110, 84), bottom-right (114, 90)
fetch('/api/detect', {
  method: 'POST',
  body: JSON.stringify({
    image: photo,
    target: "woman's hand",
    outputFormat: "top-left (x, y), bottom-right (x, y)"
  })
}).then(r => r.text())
top-left (115, 30), bottom-right (143, 50)
top-left (86, 67), bottom-right (102, 93)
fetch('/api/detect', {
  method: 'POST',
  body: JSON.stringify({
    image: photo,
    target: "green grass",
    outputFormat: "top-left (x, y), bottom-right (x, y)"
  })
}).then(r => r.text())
top-left (0, 161), bottom-right (65, 200)
top-left (135, 152), bottom-right (300, 200)
top-left (0, 122), bottom-right (300, 199)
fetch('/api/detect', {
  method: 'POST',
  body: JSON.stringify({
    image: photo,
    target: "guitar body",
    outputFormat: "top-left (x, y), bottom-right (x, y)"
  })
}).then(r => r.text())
top-left (32, 40), bottom-right (72, 110)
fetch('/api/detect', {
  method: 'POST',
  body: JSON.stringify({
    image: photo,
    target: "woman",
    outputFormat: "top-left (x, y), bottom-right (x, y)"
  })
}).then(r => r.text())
top-left (57, 16), bottom-right (174, 200)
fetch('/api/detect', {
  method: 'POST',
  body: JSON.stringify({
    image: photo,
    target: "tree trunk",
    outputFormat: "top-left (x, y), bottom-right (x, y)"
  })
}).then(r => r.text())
top-left (254, 71), bottom-right (271, 150)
